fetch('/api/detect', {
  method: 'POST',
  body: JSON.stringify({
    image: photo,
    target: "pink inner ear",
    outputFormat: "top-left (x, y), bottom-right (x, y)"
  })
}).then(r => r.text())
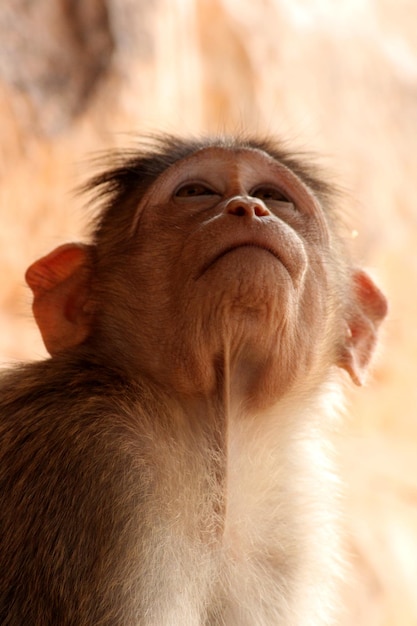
top-left (25, 243), bottom-right (94, 355)
top-left (25, 244), bottom-right (89, 296)
top-left (337, 269), bottom-right (387, 385)
top-left (353, 270), bottom-right (388, 323)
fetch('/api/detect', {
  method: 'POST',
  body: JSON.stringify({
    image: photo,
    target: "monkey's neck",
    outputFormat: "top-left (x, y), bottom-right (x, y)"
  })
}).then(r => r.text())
top-left (213, 341), bottom-right (279, 412)
top-left (171, 342), bottom-right (268, 441)
top-left (176, 347), bottom-right (245, 540)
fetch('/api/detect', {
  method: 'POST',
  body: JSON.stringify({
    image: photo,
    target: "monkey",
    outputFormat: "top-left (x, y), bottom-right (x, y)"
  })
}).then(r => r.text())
top-left (0, 134), bottom-right (387, 625)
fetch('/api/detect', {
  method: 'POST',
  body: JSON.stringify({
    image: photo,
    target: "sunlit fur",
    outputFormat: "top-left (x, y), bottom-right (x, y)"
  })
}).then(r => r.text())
top-left (0, 360), bottom-right (344, 625)
top-left (0, 135), bottom-right (385, 625)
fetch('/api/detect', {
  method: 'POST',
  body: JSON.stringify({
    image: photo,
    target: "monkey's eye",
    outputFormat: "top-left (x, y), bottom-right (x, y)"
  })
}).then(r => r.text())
top-left (251, 186), bottom-right (290, 203)
top-left (175, 183), bottom-right (216, 198)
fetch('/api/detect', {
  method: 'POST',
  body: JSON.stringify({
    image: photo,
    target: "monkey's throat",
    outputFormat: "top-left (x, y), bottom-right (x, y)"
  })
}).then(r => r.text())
top-left (210, 346), bottom-right (234, 542)
top-left (181, 346), bottom-right (261, 545)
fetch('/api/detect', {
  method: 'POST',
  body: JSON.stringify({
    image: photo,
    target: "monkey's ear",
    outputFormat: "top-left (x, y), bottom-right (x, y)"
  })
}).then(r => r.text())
top-left (337, 270), bottom-right (388, 385)
top-left (25, 243), bottom-right (95, 356)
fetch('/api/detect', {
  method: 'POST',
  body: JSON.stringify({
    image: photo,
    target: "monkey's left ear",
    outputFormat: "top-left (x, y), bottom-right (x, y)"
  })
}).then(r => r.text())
top-left (337, 270), bottom-right (388, 385)
top-left (25, 243), bottom-right (95, 356)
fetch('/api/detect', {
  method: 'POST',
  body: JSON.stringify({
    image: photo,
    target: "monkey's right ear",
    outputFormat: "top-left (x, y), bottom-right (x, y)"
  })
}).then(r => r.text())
top-left (25, 243), bottom-right (95, 356)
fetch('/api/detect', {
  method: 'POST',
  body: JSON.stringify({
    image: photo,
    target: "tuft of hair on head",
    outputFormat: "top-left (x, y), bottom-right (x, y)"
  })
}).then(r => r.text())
top-left (77, 133), bottom-right (344, 257)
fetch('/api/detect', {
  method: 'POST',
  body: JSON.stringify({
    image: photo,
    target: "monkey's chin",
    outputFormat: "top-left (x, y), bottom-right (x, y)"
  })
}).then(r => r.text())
top-left (206, 278), bottom-right (293, 354)
top-left (201, 246), bottom-right (294, 293)
top-left (201, 245), bottom-right (290, 279)
top-left (203, 250), bottom-right (294, 315)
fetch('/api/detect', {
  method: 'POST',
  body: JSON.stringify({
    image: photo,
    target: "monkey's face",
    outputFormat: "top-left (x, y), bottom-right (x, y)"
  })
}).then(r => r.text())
top-left (124, 147), bottom-right (339, 399)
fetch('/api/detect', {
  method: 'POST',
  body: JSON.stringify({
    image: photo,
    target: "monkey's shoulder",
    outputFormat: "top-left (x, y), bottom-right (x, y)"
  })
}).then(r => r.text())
top-left (0, 358), bottom-right (155, 624)
top-left (0, 355), bottom-right (154, 518)
top-left (0, 356), bottom-right (153, 457)
top-left (1, 355), bottom-right (133, 407)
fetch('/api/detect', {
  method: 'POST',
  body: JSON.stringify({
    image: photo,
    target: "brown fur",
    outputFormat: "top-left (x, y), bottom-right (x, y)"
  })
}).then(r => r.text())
top-left (0, 135), bottom-right (387, 624)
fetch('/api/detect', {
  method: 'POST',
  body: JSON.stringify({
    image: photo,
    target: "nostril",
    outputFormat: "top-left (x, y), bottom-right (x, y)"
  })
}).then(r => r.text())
top-left (225, 197), bottom-right (270, 218)
top-left (254, 204), bottom-right (269, 217)
top-left (233, 206), bottom-right (247, 217)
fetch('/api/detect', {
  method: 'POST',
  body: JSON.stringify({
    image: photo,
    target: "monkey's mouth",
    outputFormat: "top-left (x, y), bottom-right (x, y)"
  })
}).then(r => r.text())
top-left (198, 243), bottom-right (283, 278)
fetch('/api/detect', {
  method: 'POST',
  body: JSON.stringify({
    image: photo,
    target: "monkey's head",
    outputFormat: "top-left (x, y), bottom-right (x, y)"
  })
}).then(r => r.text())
top-left (26, 136), bottom-right (387, 404)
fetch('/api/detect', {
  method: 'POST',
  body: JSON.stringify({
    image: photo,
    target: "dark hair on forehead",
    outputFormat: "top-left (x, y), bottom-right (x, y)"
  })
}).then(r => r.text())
top-left (82, 133), bottom-right (337, 247)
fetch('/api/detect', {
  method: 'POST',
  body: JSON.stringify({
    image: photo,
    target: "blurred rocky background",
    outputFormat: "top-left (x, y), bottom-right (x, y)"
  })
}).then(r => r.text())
top-left (0, 1), bottom-right (416, 624)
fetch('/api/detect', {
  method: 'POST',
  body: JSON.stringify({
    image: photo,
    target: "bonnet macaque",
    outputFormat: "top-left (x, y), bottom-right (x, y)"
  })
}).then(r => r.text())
top-left (0, 135), bottom-right (387, 625)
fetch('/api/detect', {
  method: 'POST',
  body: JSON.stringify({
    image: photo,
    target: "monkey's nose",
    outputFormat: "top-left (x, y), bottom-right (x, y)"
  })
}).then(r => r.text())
top-left (224, 196), bottom-right (271, 218)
